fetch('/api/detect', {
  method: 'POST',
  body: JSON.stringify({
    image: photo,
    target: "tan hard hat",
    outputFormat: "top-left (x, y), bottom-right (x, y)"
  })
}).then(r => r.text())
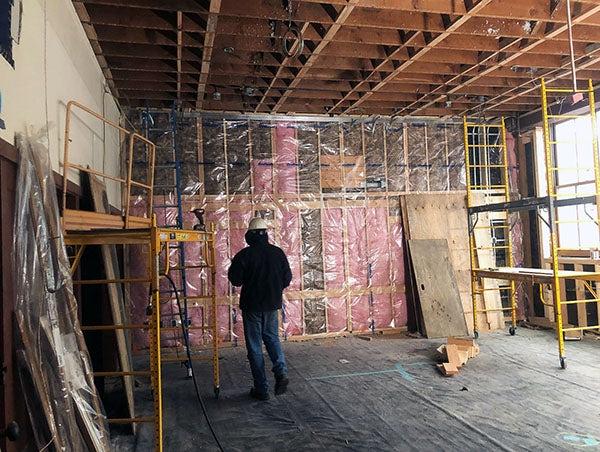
top-left (248, 217), bottom-right (268, 230)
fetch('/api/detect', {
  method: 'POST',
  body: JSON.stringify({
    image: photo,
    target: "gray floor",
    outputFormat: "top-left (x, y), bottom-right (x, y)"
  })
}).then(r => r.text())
top-left (114, 328), bottom-right (600, 451)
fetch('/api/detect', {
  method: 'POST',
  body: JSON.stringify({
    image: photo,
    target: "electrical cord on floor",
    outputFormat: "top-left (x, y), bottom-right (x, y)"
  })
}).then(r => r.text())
top-left (163, 273), bottom-right (225, 452)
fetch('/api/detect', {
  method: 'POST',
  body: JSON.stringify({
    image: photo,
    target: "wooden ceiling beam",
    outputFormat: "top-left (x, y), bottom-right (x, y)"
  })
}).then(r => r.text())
top-left (254, 1), bottom-right (359, 113)
top-left (106, 56), bottom-right (200, 73)
top-left (216, 1), bottom-right (599, 26)
top-left (215, 14), bottom-right (600, 40)
top-left (210, 31), bottom-right (592, 61)
top-left (73, 2), bottom-right (120, 99)
top-left (335, 0), bottom-right (495, 114)
top-left (97, 42), bottom-right (201, 61)
top-left (196, 0), bottom-right (222, 108)
top-left (271, 0), bottom-right (360, 113)
top-left (462, 44), bottom-right (600, 115)
top-left (252, 21), bottom-right (317, 113)
top-left (80, 4), bottom-right (180, 30)
top-left (409, 2), bottom-right (600, 115)
top-left (78, 0), bottom-right (209, 13)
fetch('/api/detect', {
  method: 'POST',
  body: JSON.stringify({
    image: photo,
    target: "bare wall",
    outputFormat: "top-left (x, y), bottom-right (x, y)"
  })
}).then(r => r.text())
top-left (0, 0), bottom-right (121, 205)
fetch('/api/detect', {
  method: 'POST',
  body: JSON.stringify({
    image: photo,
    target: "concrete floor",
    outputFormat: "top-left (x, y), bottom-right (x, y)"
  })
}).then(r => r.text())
top-left (114, 327), bottom-right (600, 451)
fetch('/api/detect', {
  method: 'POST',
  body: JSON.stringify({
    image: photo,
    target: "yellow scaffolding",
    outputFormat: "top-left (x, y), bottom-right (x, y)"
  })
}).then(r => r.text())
top-left (60, 101), bottom-right (221, 448)
top-left (541, 78), bottom-right (600, 368)
top-left (463, 117), bottom-right (517, 337)
top-left (65, 217), bottom-right (219, 451)
top-left (463, 79), bottom-right (600, 368)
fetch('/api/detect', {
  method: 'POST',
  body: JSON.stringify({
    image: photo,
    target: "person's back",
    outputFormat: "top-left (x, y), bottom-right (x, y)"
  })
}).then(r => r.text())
top-left (228, 231), bottom-right (291, 313)
top-left (228, 218), bottom-right (292, 400)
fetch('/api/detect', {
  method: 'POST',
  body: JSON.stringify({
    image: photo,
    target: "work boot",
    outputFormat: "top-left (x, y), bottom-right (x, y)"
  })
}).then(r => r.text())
top-left (274, 375), bottom-right (289, 395)
top-left (249, 387), bottom-right (270, 401)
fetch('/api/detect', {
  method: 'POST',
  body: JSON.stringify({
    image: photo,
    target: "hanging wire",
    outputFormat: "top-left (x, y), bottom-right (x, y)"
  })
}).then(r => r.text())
top-left (281, 0), bottom-right (304, 58)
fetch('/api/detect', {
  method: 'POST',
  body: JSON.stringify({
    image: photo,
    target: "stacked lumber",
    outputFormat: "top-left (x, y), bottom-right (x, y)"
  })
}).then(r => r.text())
top-left (436, 337), bottom-right (480, 377)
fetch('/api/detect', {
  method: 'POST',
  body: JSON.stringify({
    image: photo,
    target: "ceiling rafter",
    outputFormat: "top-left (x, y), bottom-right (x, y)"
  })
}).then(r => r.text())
top-left (327, 30), bottom-right (421, 112)
top-left (270, 0), bottom-right (360, 113)
top-left (253, 21), bottom-right (313, 112)
top-left (196, 0), bottom-right (222, 109)
top-left (74, 0), bottom-right (600, 116)
top-left (73, 1), bottom-right (120, 99)
top-left (408, 2), bottom-right (600, 115)
top-left (461, 36), bottom-right (600, 115)
top-left (79, 0), bottom-right (209, 13)
top-left (337, 0), bottom-right (495, 114)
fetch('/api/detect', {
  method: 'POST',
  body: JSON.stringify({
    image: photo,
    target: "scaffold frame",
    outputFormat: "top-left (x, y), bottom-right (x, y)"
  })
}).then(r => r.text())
top-left (65, 217), bottom-right (219, 451)
top-left (463, 78), bottom-right (600, 369)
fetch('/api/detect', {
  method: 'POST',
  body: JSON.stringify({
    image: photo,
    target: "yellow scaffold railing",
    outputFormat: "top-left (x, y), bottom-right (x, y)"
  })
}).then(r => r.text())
top-left (541, 78), bottom-right (600, 369)
top-left (463, 117), bottom-right (518, 338)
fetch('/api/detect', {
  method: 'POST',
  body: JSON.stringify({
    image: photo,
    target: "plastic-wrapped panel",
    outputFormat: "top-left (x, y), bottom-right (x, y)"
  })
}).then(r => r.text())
top-left (129, 114), bottom-right (468, 345)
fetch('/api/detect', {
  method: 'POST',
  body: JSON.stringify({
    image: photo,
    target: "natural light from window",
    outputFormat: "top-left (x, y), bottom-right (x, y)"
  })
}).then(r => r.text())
top-left (553, 115), bottom-right (599, 251)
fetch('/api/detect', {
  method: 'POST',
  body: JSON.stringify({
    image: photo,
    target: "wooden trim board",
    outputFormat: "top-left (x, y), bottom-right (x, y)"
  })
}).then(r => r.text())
top-left (87, 174), bottom-right (136, 429)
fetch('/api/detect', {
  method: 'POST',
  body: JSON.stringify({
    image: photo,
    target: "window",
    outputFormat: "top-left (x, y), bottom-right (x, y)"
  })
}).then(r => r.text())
top-left (536, 114), bottom-right (599, 257)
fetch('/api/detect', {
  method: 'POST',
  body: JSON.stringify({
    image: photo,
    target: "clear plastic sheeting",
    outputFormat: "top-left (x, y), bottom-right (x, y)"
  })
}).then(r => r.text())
top-left (130, 115), bottom-right (466, 345)
top-left (14, 129), bottom-right (110, 450)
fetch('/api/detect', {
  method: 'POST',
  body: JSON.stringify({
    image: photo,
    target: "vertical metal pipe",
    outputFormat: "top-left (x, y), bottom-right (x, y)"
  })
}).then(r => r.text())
top-left (566, 0), bottom-right (578, 91)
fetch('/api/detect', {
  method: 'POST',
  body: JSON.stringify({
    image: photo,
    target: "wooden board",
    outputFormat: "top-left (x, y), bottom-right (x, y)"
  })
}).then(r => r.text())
top-left (471, 214), bottom-right (505, 330)
top-left (320, 155), bottom-right (365, 189)
top-left (408, 239), bottom-right (469, 339)
top-left (403, 193), bottom-right (480, 333)
top-left (474, 267), bottom-right (600, 283)
top-left (87, 175), bottom-right (136, 428)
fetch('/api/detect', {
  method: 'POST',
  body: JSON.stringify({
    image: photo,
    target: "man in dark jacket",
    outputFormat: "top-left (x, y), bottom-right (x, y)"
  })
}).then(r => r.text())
top-left (228, 217), bottom-right (292, 400)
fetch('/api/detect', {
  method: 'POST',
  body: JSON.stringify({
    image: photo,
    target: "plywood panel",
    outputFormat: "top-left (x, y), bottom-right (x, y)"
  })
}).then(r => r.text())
top-left (408, 239), bottom-right (468, 338)
top-left (472, 213), bottom-right (506, 331)
top-left (88, 175), bottom-right (135, 426)
top-left (470, 192), bottom-right (506, 330)
top-left (403, 193), bottom-right (479, 332)
top-left (320, 155), bottom-right (365, 189)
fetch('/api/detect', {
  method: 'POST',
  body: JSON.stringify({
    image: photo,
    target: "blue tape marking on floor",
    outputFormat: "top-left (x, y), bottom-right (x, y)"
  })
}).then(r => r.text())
top-left (394, 363), bottom-right (415, 382)
top-left (307, 369), bottom-right (399, 381)
top-left (560, 433), bottom-right (600, 447)
top-left (307, 361), bottom-right (428, 382)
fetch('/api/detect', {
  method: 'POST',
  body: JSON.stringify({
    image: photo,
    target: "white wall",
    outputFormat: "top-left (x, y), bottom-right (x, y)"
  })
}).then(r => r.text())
top-left (0, 0), bottom-right (122, 206)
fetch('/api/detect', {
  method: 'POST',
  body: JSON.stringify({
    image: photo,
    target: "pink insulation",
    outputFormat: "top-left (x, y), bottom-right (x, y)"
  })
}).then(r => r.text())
top-left (127, 117), bottom-right (469, 349)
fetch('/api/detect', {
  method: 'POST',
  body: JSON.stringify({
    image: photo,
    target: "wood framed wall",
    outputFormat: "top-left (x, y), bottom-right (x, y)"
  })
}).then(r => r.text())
top-left (136, 116), bottom-right (468, 342)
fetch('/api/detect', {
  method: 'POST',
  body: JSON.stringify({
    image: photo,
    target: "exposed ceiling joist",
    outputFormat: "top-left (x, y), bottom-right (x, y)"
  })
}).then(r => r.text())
top-left (410, 2), bottom-right (600, 115)
top-left (272, 0), bottom-right (360, 113)
top-left (196, 0), bottom-right (222, 109)
top-left (337, 0), bottom-right (495, 114)
top-left (74, 0), bottom-right (600, 116)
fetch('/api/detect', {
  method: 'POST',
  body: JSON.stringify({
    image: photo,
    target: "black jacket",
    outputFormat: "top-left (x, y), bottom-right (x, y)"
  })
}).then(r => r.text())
top-left (228, 231), bottom-right (292, 312)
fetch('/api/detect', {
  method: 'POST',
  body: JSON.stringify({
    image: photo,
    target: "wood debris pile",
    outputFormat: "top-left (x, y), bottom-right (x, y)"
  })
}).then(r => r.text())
top-left (436, 337), bottom-right (480, 376)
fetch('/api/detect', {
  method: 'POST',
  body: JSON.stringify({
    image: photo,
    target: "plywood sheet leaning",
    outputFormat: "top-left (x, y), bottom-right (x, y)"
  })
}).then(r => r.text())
top-left (403, 193), bottom-right (480, 333)
top-left (408, 239), bottom-right (469, 338)
top-left (470, 192), bottom-right (505, 331)
top-left (87, 174), bottom-right (136, 428)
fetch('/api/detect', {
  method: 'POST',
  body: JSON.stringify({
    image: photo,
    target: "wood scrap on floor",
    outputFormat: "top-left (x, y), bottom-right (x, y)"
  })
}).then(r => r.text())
top-left (408, 239), bottom-right (469, 338)
top-left (436, 337), bottom-right (480, 377)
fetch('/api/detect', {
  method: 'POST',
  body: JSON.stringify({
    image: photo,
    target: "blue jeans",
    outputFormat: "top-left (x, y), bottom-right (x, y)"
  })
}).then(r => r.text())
top-left (242, 310), bottom-right (288, 394)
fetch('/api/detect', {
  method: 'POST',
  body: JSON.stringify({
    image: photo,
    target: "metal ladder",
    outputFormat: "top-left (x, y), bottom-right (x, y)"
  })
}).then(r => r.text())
top-left (141, 107), bottom-right (193, 373)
